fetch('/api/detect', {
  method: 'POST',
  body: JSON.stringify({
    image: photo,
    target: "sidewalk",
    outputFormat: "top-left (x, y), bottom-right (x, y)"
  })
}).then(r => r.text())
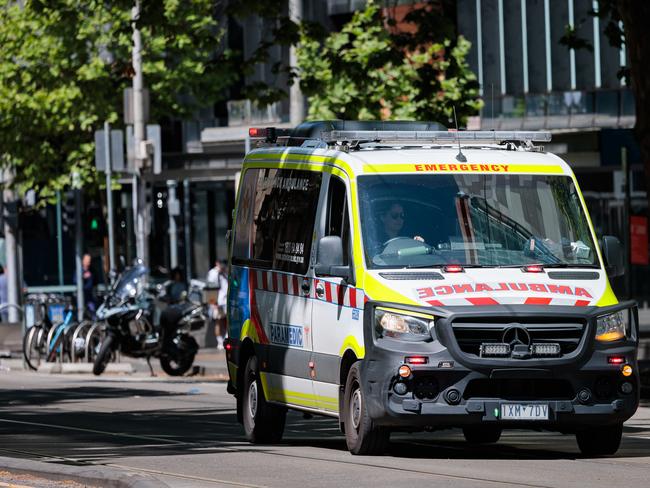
top-left (0, 347), bottom-right (228, 379)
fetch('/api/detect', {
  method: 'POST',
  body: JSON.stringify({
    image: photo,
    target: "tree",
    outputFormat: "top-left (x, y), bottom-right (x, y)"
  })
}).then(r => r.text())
top-left (614, 2), bottom-right (650, 201)
top-left (295, 0), bottom-right (482, 125)
top-left (0, 0), bottom-right (236, 201)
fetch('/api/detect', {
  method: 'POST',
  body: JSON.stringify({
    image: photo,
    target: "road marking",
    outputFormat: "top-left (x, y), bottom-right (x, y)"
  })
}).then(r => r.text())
top-left (106, 464), bottom-right (269, 487)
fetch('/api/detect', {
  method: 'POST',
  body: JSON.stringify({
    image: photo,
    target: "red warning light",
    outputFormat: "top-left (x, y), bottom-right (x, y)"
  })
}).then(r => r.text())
top-left (523, 265), bottom-right (545, 273)
top-left (608, 355), bottom-right (625, 365)
top-left (249, 128), bottom-right (265, 137)
top-left (405, 356), bottom-right (428, 365)
top-left (443, 265), bottom-right (464, 273)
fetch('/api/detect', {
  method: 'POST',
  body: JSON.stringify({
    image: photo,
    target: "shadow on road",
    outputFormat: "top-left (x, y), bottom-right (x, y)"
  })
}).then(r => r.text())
top-left (1, 384), bottom-right (650, 464)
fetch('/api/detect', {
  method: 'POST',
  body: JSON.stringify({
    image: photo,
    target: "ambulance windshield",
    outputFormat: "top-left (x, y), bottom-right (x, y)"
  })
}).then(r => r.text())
top-left (358, 173), bottom-right (598, 269)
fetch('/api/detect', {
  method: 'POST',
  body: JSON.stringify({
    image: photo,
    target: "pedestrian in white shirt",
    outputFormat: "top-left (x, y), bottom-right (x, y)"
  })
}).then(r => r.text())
top-left (207, 259), bottom-right (228, 350)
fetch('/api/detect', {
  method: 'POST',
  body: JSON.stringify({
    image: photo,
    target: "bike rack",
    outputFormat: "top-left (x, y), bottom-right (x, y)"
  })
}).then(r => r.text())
top-left (70, 320), bottom-right (92, 362)
top-left (84, 321), bottom-right (104, 362)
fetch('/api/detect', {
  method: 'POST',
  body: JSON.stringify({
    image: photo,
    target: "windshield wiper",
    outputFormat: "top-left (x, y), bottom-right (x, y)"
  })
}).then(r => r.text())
top-left (403, 263), bottom-right (491, 269)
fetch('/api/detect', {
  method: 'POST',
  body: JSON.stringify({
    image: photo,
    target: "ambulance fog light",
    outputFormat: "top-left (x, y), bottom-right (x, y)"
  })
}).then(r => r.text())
top-left (577, 388), bottom-right (592, 404)
top-left (444, 388), bottom-right (461, 405)
top-left (480, 343), bottom-right (510, 357)
top-left (393, 382), bottom-right (408, 395)
top-left (531, 343), bottom-right (561, 357)
top-left (620, 382), bottom-right (633, 394)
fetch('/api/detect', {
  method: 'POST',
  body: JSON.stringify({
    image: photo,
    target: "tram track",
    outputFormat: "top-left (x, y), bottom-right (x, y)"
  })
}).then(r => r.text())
top-left (0, 416), bottom-right (562, 488)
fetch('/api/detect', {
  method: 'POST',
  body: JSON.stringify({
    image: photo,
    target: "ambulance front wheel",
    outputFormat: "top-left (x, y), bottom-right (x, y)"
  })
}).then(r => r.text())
top-left (242, 355), bottom-right (286, 443)
top-left (343, 362), bottom-right (390, 455)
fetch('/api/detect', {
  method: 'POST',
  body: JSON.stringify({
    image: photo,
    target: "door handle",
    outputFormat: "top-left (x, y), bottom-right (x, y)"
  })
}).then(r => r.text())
top-left (301, 279), bottom-right (311, 295)
top-left (315, 283), bottom-right (325, 298)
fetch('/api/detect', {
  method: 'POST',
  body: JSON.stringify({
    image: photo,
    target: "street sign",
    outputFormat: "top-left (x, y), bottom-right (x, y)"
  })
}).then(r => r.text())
top-left (110, 129), bottom-right (125, 171)
top-left (147, 124), bottom-right (162, 174)
top-left (123, 88), bottom-right (149, 125)
top-left (126, 124), bottom-right (161, 173)
top-left (95, 129), bottom-right (125, 172)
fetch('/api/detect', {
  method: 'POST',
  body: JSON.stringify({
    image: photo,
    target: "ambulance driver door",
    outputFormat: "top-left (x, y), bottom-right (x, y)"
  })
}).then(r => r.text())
top-left (311, 175), bottom-right (359, 413)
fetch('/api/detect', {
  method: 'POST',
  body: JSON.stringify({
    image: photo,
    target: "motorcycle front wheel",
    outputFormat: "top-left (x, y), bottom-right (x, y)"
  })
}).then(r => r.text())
top-left (160, 335), bottom-right (197, 376)
top-left (93, 334), bottom-right (115, 376)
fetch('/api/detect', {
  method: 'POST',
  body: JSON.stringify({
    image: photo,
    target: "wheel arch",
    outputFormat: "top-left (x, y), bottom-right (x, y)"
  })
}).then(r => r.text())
top-left (236, 338), bottom-right (257, 423)
top-left (338, 349), bottom-right (359, 429)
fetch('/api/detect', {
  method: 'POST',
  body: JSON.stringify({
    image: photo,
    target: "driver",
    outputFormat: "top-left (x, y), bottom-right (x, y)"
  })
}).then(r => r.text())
top-left (379, 202), bottom-right (424, 243)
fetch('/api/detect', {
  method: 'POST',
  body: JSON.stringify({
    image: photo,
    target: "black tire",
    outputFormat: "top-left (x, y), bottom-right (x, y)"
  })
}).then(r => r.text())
top-left (576, 424), bottom-right (623, 456)
top-left (23, 326), bottom-right (43, 371)
top-left (160, 335), bottom-right (197, 376)
top-left (93, 334), bottom-right (114, 376)
top-left (241, 355), bottom-right (286, 443)
top-left (343, 362), bottom-right (390, 455)
top-left (160, 354), bottom-right (195, 376)
top-left (463, 425), bottom-right (502, 444)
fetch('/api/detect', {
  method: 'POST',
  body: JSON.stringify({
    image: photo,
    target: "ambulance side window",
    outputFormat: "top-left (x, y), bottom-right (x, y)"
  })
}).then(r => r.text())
top-left (232, 169), bottom-right (258, 261)
top-left (250, 169), bottom-right (322, 274)
top-left (325, 176), bottom-right (350, 266)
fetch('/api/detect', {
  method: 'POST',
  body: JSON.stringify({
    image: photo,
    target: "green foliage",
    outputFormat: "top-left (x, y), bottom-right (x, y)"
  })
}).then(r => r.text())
top-left (0, 0), bottom-right (235, 201)
top-left (295, 0), bottom-right (482, 125)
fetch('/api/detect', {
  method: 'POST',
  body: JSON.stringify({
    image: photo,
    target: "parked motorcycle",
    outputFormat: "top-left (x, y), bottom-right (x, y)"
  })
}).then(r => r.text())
top-left (92, 262), bottom-right (205, 376)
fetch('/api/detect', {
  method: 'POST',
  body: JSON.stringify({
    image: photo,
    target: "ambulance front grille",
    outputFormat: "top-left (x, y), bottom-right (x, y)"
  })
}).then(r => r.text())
top-left (451, 318), bottom-right (586, 358)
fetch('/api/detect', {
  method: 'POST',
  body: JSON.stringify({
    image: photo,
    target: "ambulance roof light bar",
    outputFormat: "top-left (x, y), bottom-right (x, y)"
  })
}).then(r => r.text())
top-left (321, 130), bottom-right (552, 144)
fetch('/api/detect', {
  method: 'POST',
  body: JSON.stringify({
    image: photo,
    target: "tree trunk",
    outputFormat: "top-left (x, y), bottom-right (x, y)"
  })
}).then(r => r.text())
top-left (618, 1), bottom-right (650, 206)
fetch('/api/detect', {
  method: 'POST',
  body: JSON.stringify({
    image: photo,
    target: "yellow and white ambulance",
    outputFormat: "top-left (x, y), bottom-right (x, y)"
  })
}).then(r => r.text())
top-left (225, 121), bottom-right (639, 455)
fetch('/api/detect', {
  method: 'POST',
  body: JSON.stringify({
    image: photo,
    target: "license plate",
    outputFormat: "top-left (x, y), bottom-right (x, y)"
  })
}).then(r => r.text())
top-left (501, 403), bottom-right (549, 420)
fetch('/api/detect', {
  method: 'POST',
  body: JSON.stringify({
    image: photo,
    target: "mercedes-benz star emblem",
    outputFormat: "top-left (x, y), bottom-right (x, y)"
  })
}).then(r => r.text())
top-left (502, 325), bottom-right (531, 347)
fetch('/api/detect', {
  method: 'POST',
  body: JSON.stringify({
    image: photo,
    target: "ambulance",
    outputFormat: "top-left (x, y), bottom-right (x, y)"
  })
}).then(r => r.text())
top-left (225, 120), bottom-right (639, 455)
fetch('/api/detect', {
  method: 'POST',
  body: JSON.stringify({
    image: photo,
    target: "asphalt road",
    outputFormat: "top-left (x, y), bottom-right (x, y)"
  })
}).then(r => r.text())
top-left (0, 371), bottom-right (649, 488)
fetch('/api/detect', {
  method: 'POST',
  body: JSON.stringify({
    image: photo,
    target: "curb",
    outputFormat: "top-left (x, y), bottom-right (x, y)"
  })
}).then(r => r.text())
top-left (0, 456), bottom-right (168, 488)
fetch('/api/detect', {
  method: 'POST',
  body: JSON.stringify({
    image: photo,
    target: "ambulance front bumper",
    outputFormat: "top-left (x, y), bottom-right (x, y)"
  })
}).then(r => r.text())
top-left (360, 301), bottom-right (640, 429)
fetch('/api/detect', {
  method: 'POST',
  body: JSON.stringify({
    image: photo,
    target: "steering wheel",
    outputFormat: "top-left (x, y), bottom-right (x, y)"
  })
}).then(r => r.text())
top-left (382, 236), bottom-right (417, 247)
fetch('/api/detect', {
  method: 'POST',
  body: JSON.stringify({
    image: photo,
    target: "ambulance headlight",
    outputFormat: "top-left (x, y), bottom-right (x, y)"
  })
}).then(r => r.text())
top-left (596, 310), bottom-right (628, 342)
top-left (375, 308), bottom-right (433, 342)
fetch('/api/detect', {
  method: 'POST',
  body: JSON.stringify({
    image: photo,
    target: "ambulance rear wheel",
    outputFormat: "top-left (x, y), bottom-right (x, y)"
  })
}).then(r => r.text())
top-left (344, 362), bottom-right (389, 455)
top-left (242, 355), bottom-right (286, 443)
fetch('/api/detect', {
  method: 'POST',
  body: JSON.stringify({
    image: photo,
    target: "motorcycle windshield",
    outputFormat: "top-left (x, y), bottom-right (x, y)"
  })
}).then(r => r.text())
top-left (112, 264), bottom-right (148, 303)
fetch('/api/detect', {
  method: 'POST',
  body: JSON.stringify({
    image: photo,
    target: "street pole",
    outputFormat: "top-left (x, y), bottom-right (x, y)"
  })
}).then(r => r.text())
top-left (167, 180), bottom-right (178, 269)
top-left (74, 186), bottom-right (84, 321)
top-left (622, 146), bottom-right (631, 298)
top-left (104, 121), bottom-right (116, 273)
top-left (289, 0), bottom-right (304, 127)
top-left (56, 191), bottom-right (64, 286)
top-left (183, 178), bottom-right (192, 284)
top-left (2, 170), bottom-right (19, 323)
top-left (132, 0), bottom-right (148, 265)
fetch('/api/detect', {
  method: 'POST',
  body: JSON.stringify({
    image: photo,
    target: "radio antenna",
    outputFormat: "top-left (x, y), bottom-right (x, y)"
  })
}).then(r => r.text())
top-left (491, 83), bottom-right (495, 130)
top-left (453, 106), bottom-right (466, 162)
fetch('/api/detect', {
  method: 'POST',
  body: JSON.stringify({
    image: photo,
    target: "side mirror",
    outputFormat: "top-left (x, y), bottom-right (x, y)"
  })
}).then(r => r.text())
top-left (601, 235), bottom-right (624, 278)
top-left (314, 236), bottom-right (350, 279)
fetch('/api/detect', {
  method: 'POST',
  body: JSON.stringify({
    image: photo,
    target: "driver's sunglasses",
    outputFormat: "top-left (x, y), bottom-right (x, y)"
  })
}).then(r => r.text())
top-left (390, 212), bottom-right (405, 220)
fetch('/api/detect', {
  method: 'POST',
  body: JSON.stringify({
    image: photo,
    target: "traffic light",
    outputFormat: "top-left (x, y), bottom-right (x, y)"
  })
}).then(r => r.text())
top-left (61, 191), bottom-right (76, 233)
top-left (84, 203), bottom-right (105, 248)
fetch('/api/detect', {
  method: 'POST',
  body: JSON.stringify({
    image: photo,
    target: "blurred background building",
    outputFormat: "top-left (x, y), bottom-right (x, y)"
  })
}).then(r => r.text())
top-left (14, 0), bottom-right (646, 306)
